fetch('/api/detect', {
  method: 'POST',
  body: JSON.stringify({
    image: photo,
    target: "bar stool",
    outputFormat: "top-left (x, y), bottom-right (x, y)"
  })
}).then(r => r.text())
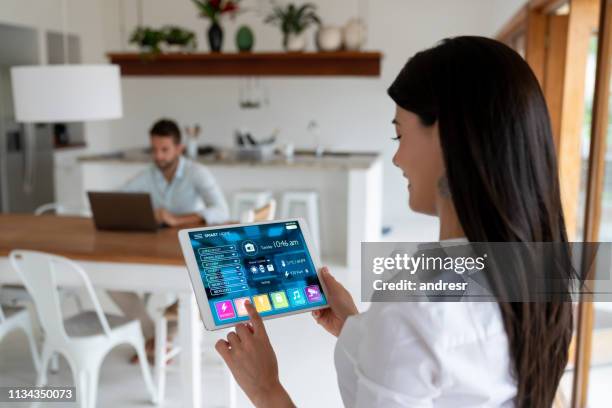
top-left (231, 191), bottom-right (273, 221)
top-left (280, 191), bottom-right (321, 255)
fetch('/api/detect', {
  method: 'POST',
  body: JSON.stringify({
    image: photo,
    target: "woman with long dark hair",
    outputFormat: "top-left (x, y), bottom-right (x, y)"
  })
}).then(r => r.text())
top-left (214, 36), bottom-right (573, 407)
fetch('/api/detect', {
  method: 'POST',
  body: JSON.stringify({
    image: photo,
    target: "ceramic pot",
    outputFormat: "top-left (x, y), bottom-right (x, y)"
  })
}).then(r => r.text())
top-left (236, 25), bottom-right (255, 52)
top-left (284, 32), bottom-right (307, 52)
top-left (316, 25), bottom-right (343, 51)
top-left (343, 18), bottom-right (367, 51)
top-left (163, 44), bottom-right (184, 53)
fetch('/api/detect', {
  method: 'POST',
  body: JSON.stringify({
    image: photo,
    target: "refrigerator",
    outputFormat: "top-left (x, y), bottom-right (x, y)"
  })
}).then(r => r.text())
top-left (0, 23), bottom-right (55, 213)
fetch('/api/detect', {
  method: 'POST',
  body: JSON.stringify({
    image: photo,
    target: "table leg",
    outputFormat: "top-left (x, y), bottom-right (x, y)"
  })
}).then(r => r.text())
top-left (179, 291), bottom-right (202, 408)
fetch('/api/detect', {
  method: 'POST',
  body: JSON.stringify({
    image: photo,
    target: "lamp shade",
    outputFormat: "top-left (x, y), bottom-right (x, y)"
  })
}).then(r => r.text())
top-left (10, 65), bottom-right (123, 123)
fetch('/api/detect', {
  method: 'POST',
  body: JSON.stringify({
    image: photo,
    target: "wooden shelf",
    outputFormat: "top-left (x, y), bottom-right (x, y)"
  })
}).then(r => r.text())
top-left (107, 51), bottom-right (382, 77)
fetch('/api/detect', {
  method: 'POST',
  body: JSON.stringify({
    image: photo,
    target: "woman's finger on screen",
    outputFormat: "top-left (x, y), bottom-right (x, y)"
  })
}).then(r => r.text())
top-left (245, 300), bottom-right (265, 335)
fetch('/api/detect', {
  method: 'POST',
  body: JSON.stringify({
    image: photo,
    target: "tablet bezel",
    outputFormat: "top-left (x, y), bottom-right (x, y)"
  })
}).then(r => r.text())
top-left (178, 218), bottom-right (329, 331)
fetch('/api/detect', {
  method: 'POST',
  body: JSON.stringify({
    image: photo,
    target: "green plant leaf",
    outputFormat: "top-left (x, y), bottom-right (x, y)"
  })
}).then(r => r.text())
top-left (264, 2), bottom-right (320, 34)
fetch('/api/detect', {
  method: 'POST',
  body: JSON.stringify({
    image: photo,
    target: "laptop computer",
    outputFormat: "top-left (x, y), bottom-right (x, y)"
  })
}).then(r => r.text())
top-left (87, 191), bottom-right (160, 232)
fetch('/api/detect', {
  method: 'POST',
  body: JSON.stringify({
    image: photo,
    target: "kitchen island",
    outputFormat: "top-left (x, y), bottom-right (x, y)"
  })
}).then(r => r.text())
top-left (77, 148), bottom-right (382, 268)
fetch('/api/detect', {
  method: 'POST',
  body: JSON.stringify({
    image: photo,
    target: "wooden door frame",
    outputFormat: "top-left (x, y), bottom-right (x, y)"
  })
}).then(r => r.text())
top-left (500, 0), bottom-right (599, 239)
top-left (554, 0), bottom-right (599, 241)
top-left (498, 1), bottom-right (609, 406)
top-left (572, 0), bottom-right (612, 406)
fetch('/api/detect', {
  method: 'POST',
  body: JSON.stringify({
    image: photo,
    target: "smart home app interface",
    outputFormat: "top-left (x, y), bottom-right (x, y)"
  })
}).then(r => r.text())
top-left (188, 221), bottom-right (327, 325)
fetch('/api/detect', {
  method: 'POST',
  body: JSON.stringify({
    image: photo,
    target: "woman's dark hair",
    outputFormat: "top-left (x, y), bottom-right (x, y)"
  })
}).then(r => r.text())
top-left (388, 36), bottom-right (573, 407)
top-left (150, 118), bottom-right (181, 144)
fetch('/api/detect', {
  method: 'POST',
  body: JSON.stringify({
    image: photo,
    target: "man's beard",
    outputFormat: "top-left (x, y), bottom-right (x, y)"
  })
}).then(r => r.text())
top-left (155, 157), bottom-right (179, 172)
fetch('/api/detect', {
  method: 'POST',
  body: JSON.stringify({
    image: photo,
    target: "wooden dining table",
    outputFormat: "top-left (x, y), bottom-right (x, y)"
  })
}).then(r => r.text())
top-left (0, 213), bottom-right (205, 408)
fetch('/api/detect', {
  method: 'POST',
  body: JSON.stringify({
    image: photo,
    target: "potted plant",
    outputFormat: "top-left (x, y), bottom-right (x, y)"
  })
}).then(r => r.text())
top-left (163, 26), bottom-right (197, 53)
top-left (192, 0), bottom-right (241, 52)
top-left (129, 27), bottom-right (165, 55)
top-left (264, 2), bottom-right (321, 52)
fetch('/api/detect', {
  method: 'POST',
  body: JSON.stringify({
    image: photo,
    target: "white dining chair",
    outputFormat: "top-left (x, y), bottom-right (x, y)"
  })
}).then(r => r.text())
top-left (9, 250), bottom-right (157, 408)
top-left (34, 202), bottom-right (92, 217)
top-left (240, 199), bottom-right (277, 223)
top-left (0, 302), bottom-right (40, 373)
top-left (146, 292), bottom-right (181, 404)
top-left (232, 190), bottom-right (273, 221)
top-left (280, 191), bottom-right (320, 255)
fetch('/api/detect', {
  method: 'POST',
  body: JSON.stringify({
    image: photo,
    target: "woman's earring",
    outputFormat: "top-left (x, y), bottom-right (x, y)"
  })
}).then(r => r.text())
top-left (438, 175), bottom-right (451, 198)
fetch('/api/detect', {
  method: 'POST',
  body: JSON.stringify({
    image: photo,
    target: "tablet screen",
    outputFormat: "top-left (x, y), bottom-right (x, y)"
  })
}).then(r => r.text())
top-left (187, 220), bottom-right (327, 326)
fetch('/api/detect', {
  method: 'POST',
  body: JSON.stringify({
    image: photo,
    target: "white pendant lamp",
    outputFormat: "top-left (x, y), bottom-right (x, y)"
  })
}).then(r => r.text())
top-left (10, 0), bottom-right (122, 123)
top-left (11, 65), bottom-right (122, 123)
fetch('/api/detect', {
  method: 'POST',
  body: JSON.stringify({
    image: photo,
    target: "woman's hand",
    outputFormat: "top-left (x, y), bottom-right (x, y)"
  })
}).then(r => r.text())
top-left (215, 300), bottom-right (295, 408)
top-left (312, 267), bottom-right (359, 337)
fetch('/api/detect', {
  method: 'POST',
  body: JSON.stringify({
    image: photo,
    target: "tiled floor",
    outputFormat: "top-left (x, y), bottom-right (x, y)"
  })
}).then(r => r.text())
top-left (0, 313), bottom-right (350, 407)
top-left (0, 333), bottom-right (229, 408)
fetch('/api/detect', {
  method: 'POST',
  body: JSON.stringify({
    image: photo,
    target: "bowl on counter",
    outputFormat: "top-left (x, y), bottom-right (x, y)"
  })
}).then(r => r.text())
top-left (234, 144), bottom-right (276, 162)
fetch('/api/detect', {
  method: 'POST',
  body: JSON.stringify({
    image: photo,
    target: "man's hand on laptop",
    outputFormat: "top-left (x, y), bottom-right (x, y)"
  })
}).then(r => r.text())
top-left (155, 208), bottom-right (177, 227)
top-left (155, 208), bottom-right (206, 228)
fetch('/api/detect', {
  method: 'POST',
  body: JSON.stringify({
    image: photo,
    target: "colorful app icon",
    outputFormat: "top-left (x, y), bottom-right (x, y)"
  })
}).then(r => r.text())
top-left (214, 300), bottom-right (236, 320)
top-left (287, 287), bottom-right (307, 306)
top-left (252, 294), bottom-right (272, 312)
top-left (305, 285), bottom-right (323, 303)
top-left (233, 297), bottom-right (251, 317)
top-left (270, 291), bottom-right (289, 309)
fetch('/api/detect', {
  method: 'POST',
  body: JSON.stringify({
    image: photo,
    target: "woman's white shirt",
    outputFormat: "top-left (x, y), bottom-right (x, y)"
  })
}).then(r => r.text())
top-left (334, 243), bottom-right (517, 407)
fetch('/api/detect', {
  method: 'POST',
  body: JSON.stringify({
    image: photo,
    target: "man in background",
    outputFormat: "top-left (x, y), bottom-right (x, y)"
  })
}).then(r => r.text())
top-left (110, 118), bottom-right (229, 360)
top-left (123, 118), bottom-right (229, 227)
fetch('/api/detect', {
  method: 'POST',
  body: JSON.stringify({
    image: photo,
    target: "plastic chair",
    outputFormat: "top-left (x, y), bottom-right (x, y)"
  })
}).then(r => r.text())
top-left (280, 191), bottom-right (321, 254)
top-left (9, 250), bottom-right (157, 408)
top-left (34, 202), bottom-right (92, 217)
top-left (232, 191), bottom-right (273, 221)
top-left (240, 199), bottom-right (277, 223)
top-left (0, 302), bottom-right (40, 373)
top-left (146, 293), bottom-right (181, 404)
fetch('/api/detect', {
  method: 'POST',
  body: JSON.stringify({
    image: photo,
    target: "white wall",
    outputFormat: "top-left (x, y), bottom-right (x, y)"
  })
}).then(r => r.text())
top-left (0, 0), bottom-right (525, 239)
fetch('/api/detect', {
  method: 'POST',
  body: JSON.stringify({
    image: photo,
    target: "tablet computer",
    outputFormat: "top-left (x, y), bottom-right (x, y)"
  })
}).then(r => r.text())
top-left (178, 219), bottom-right (329, 330)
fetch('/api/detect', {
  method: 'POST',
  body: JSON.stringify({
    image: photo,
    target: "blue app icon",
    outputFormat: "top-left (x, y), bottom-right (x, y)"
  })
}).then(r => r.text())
top-left (287, 287), bottom-right (307, 306)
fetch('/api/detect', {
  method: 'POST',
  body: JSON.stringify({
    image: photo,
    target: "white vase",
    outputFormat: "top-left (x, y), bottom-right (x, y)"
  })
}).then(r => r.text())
top-left (187, 138), bottom-right (198, 159)
top-left (285, 32), bottom-right (307, 52)
top-left (317, 25), bottom-right (343, 52)
top-left (343, 18), bottom-right (367, 51)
